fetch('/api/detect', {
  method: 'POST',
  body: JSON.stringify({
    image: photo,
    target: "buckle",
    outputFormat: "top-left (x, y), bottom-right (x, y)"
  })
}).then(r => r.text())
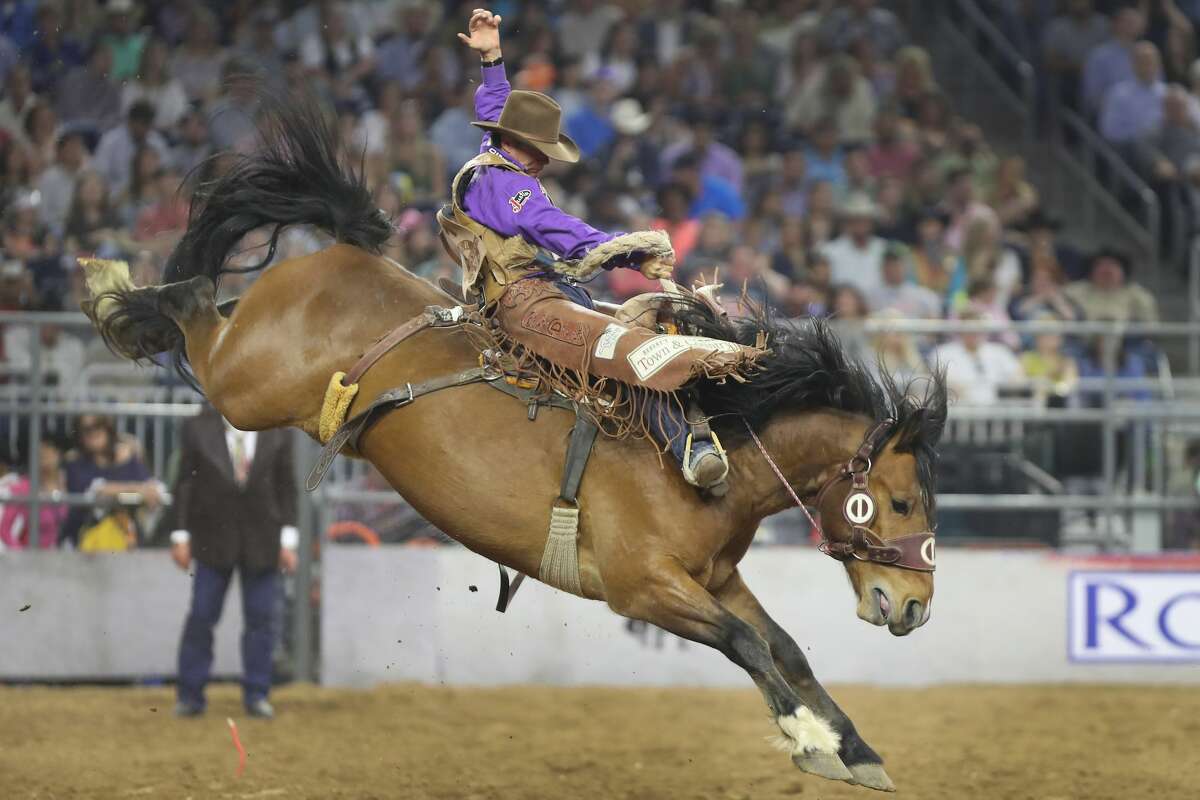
top-left (429, 305), bottom-right (465, 325)
top-left (394, 383), bottom-right (415, 408)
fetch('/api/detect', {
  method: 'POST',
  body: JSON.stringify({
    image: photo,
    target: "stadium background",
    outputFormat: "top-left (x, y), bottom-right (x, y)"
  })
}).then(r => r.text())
top-left (1, 1), bottom-right (1199, 798)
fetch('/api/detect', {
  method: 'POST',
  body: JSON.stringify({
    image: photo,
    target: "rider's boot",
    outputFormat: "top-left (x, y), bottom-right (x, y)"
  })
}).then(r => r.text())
top-left (649, 396), bottom-right (731, 496)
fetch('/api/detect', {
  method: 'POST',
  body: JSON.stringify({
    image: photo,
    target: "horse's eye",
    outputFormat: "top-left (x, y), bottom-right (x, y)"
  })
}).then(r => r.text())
top-left (891, 498), bottom-right (911, 516)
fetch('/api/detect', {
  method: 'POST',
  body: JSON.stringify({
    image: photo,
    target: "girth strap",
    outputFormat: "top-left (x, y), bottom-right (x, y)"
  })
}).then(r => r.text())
top-left (306, 366), bottom-right (486, 491)
top-left (342, 305), bottom-right (467, 387)
top-left (560, 415), bottom-right (600, 504)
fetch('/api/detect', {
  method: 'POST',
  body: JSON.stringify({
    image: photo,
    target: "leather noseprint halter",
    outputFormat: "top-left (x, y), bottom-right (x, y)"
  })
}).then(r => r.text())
top-left (743, 418), bottom-right (936, 572)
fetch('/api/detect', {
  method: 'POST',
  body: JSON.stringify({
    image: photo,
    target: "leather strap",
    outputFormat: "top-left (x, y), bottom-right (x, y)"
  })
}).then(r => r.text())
top-left (306, 366), bottom-right (486, 490)
top-left (560, 415), bottom-right (599, 503)
top-left (342, 305), bottom-right (468, 387)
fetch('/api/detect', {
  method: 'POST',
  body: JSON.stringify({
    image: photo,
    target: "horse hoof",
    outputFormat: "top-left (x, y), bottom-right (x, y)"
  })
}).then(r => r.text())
top-left (792, 752), bottom-right (854, 782)
top-left (848, 763), bottom-right (897, 792)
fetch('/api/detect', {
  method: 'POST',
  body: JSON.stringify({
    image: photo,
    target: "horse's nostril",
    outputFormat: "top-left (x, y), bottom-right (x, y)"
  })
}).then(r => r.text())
top-left (904, 599), bottom-right (923, 627)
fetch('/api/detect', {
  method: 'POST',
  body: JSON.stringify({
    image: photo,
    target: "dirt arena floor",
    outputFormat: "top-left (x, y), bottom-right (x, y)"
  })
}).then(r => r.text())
top-left (1, 683), bottom-right (1197, 800)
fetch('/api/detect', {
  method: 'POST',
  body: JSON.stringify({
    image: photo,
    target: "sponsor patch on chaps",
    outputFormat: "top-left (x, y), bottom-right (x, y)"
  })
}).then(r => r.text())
top-left (521, 309), bottom-right (586, 346)
top-left (593, 323), bottom-right (626, 360)
top-left (626, 335), bottom-right (744, 380)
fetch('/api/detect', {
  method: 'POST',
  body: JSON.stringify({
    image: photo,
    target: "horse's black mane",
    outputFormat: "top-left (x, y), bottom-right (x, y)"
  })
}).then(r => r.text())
top-left (675, 299), bottom-right (948, 514)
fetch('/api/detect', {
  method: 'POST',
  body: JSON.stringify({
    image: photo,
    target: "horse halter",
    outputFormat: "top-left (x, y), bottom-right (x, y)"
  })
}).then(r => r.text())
top-left (743, 419), bottom-right (936, 573)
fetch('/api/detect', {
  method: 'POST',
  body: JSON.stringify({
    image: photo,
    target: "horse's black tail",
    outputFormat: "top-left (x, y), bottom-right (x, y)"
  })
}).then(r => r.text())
top-left (163, 92), bottom-right (392, 286)
top-left (85, 93), bottom-right (391, 387)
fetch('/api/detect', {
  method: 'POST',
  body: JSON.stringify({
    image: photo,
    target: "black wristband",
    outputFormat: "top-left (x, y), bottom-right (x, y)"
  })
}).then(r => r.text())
top-left (480, 56), bottom-right (503, 68)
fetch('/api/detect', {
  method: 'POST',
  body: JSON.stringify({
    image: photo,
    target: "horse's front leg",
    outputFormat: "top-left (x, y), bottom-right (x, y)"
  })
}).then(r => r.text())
top-left (605, 559), bottom-right (853, 783)
top-left (714, 569), bottom-right (896, 793)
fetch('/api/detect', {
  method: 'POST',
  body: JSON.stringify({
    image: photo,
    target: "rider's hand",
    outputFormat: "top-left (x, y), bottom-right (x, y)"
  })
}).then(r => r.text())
top-left (640, 257), bottom-right (674, 280)
top-left (457, 8), bottom-right (502, 61)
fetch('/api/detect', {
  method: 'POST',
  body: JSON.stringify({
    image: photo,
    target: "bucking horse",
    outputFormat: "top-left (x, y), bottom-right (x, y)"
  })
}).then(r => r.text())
top-left (82, 97), bottom-right (946, 793)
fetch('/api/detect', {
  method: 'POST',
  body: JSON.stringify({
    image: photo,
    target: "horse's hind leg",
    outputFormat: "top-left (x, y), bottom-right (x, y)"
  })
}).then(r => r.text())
top-left (715, 570), bottom-right (895, 792)
top-left (606, 561), bottom-right (853, 783)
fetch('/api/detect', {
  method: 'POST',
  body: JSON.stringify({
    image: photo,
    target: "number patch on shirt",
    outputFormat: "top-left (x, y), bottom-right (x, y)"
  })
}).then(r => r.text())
top-left (509, 189), bottom-right (532, 213)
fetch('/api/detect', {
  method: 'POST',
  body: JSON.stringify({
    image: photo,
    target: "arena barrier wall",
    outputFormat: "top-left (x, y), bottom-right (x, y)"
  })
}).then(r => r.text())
top-left (0, 552), bottom-right (246, 680)
top-left (321, 546), bottom-right (1200, 687)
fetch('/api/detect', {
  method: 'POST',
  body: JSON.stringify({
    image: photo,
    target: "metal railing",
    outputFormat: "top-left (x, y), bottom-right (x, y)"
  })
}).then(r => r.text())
top-left (940, 0), bottom-right (1037, 151)
top-left (1055, 109), bottom-right (1162, 278)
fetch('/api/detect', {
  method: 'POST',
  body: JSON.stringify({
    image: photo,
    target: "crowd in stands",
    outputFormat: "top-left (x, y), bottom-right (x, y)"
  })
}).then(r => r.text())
top-left (0, 1), bottom-right (1187, 549)
top-left (987, 0), bottom-right (1200, 229)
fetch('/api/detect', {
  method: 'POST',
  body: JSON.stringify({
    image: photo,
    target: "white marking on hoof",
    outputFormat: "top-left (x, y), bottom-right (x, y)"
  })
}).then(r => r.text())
top-left (774, 707), bottom-right (841, 755)
top-left (849, 763), bottom-right (897, 792)
top-left (791, 752), bottom-right (854, 782)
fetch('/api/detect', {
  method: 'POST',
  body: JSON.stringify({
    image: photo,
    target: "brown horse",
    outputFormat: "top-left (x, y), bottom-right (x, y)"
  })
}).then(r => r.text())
top-left (83, 99), bottom-right (946, 793)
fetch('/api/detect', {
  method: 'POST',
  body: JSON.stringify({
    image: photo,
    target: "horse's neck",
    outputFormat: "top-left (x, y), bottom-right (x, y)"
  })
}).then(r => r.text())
top-left (732, 410), bottom-right (872, 521)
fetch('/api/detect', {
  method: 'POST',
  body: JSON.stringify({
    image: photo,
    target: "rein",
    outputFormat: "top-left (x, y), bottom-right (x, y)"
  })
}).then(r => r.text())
top-left (742, 418), bottom-right (936, 573)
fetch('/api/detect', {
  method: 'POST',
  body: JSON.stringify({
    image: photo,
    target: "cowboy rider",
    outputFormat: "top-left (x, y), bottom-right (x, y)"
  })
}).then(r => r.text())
top-left (441, 8), bottom-right (751, 493)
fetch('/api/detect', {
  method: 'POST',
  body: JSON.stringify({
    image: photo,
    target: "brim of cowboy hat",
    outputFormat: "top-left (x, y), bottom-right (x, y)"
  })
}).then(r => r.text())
top-left (471, 121), bottom-right (581, 163)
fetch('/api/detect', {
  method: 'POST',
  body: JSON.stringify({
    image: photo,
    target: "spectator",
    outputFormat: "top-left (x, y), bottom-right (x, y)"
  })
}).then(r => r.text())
top-left (802, 117), bottom-right (847, 193)
top-left (35, 129), bottom-right (90, 237)
top-left (803, 179), bottom-right (838, 249)
top-left (94, 101), bottom-right (169, 198)
top-left (828, 282), bottom-right (873, 359)
top-left (63, 170), bottom-right (127, 256)
top-left (121, 38), bottom-right (189, 130)
top-left (56, 42), bottom-right (122, 133)
top-left (947, 216), bottom-right (1022, 313)
top-left (1017, 208), bottom-right (1086, 281)
top-left (429, 84), bottom-right (482, 183)
top-left (605, 99), bottom-right (662, 189)
top-left (2, 190), bottom-right (55, 269)
top-left (952, 277), bottom-right (1022, 350)
top-left (867, 244), bottom-right (942, 319)
top-left (384, 100), bottom-right (446, 206)
top-left (914, 89), bottom-right (953, 153)
top-left (3, 320), bottom-right (84, 388)
top-left (820, 0), bottom-right (906, 58)
top-left (25, 4), bottom-right (84, 95)
top-left (842, 146), bottom-right (877, 200)
top-left (671, 152), bottom-right (745, 221)
top-left (300, 1), bottom-right (376, 99)
top-left (1011, 263), bottom-right (1086, 322)
top-left (662, 109), bottom-right (743, 194)
top-left (931, 308), bottom-right (1026, 405)
top-left (866, 105), bottom-right (919, 180)
top-left (171, 105), bottom-right (212, 177)
top-left (1065, 248), bottom-right (1160, 322)
top-left (167, 406), bottom-right (298, 720)
top-left (207, 59), bottom-right (261, 153)
top-left (99, 0), bottom-right (146, 82)
top-left (587, 19), bottom-right (640, 93)
top-left (0, 439), bottom-right (67, 550)
top-left (1042, 0), bottom-right (1111, 102)
top-left (869, 311), bottom-right (930, 385)
top-left (771, 216), bottom-right (809, 281)
top-left (650, 183), bottom-right (701, 266)
top-left (170, 6), bottom-right (225, 102)
top-left (565, 74), bottom-right (619, 159)
top-left (1099, 41), bottom-right (1166, 144)
top-left (787, 53), bottom-right (877, 144)
top-left (0, 64), bottom-right (35, 145)
top-left (1020, 326), bottom-right (1081, 405)
top-left (820, 193), bottom-right (889, 295)
top-left (683, 211), bottom-right (735, 278)
top-left (942, 167), bottom-right (1000, 252)
top-left (232, 8), bottom-right (287, 93)
top-left (988, 156), bottom-right (1040, 228)
top-left (775, 28), bottom-right (823, 113)
top-left (132, 167), bottom-right (189, 255)
top-left (1132, 83), bottom-right (1200, 185)
top-left (776, 147), bottom-right (808, 217)
top-left (61, 414), bottom-right (161, 549)
top-left (1081, 6), bottom-right (1146, 115)
top-left (22, 100), bottom-right (59, 171)
top-left (890, 45), bottom-right (937, 118)
top-left (909, 206), bottom-right (955, 296)
top-left (558, 0), bottom-right (624, 59)
top-left (117, 144), bottom-right (164, 227)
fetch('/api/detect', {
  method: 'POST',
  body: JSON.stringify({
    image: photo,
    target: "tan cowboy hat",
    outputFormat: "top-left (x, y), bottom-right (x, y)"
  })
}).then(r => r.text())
top-left (472, 90), bottom-right (580, 163)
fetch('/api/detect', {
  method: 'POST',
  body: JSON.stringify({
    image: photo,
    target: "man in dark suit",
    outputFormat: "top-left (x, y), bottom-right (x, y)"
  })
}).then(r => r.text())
top-left (167, 406), bottom-right (298, 719)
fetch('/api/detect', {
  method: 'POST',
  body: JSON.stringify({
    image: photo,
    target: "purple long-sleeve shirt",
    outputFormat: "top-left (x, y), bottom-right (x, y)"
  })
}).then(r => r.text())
top-left (464, 63), bottom-right (632, 268)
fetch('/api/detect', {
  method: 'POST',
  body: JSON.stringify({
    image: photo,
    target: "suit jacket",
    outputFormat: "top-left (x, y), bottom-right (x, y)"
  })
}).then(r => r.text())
top-left (167, 407), bottom-right (297, 571)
